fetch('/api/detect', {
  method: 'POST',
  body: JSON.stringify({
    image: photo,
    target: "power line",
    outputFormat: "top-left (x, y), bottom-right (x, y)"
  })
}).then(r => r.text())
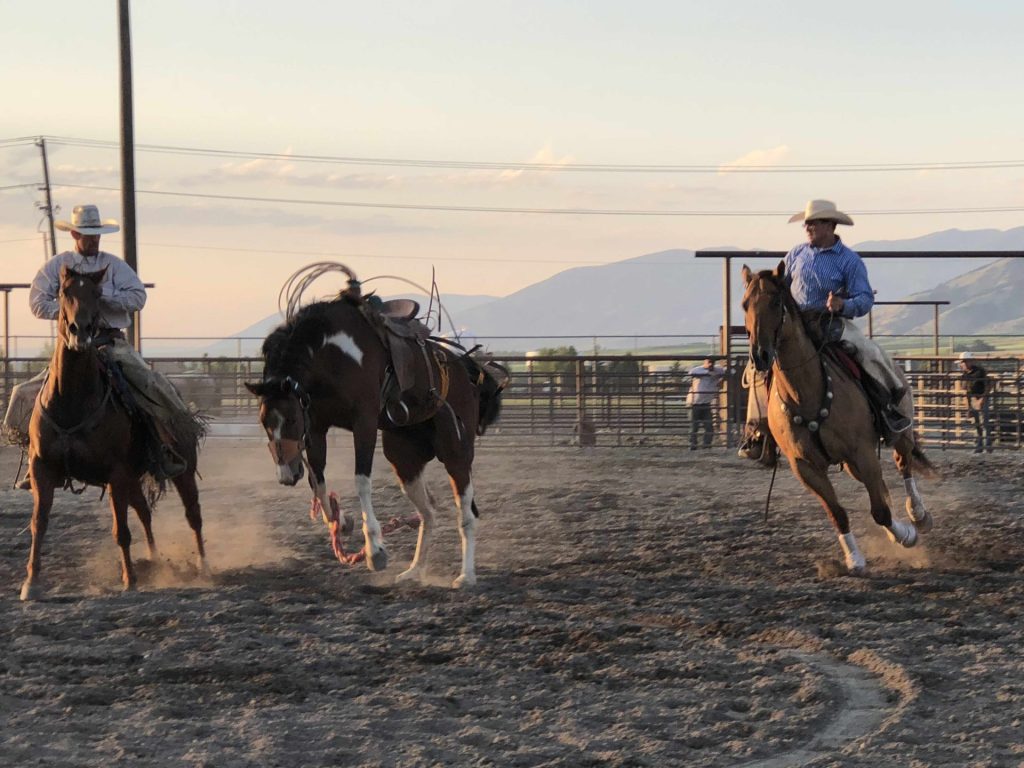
top-left (39, 135), bottom-right (1024, 174)
top-left (0, 183), bottom-right (40, 192)
top-left (55, 182), bottom-right (1024, 218)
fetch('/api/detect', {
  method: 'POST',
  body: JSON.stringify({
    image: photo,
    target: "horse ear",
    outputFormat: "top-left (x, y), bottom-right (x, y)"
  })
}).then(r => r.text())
top-left (89, 267), bottom-right (108, 284)
top-left (774, 260), bottom-right (786, 280)
top-left (60, 265), bottom-right (71, 283)
top-left (741, 264), bottom-right (753, 285)
top-left (244, 382), bottom-right (265, 397)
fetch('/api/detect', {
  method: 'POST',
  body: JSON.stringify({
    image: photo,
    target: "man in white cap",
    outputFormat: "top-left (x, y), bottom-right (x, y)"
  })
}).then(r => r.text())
top-left (3, 204), bottom-right (191, 485)
top-left (739, 200), bottom-right (912, 459)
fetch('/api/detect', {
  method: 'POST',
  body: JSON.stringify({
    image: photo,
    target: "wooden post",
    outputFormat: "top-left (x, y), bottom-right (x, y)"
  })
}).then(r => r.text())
top-left (118, 0), bottom-right (140, 352)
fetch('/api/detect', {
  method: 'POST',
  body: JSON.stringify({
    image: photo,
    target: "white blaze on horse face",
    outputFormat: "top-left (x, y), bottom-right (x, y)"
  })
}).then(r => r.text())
top-left (265, 409), bottom-right (284, 443)
top-left (326, 331), bottom-right (363, 366)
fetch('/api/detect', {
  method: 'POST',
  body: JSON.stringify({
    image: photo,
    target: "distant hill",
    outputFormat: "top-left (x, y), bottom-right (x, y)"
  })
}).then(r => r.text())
top-left (455, 228), bottom-right (1024, 351)
top-left (210, 226), bottom-right (1024, 355)
top-left (870, 256), bottom-right (1024, 335)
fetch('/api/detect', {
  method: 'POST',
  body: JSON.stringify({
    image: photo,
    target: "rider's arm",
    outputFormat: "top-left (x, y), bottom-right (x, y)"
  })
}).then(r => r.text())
top-left (28, 259), bottom-right (62, 320)
top-left (840, 257), bottom-right (874, 318)
top-left (100, 258), bottom-right (147, 314)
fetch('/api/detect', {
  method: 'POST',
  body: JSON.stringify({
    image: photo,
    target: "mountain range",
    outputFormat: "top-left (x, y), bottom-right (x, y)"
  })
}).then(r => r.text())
top-left (202, 226), bottom-right (1024, 356)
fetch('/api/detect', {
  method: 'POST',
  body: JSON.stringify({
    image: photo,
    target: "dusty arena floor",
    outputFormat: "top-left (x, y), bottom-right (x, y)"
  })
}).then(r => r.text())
top-left (1, 437), bottom-right (1022, 767)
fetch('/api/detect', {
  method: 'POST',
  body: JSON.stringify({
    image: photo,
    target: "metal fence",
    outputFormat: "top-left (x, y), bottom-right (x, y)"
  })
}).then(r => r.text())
top-left (4, 352), bottom-right (1021, 450)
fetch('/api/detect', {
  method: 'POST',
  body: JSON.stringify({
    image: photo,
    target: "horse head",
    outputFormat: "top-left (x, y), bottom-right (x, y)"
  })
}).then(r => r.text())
top-left (244, 376), bottom-right (309, 486)
top-left (741, 261), bottom-right (790, 373)
top-left (58, 265), bottom-right (107, 352)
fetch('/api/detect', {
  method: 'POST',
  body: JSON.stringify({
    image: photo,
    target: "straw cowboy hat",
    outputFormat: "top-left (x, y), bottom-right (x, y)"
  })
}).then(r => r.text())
top-left (788, 199), bottom-right (854, 226)
top-left (54, 204), bottom-right (120, 235)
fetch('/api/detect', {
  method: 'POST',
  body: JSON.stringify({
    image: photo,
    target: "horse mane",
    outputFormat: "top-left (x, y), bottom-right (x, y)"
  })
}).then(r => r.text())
top-left (261, 293), bottom-right (361, 378)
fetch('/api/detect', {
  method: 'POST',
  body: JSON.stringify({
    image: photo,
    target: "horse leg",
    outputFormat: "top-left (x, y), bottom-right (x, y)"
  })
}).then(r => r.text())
top-left (789, 457), bottom-right (865, 574)
top-left (20, 458), bottom-right (56, 601)
top-left (892, 437), bottom-right (932, 533)
top-left (171, 470), bottom-right (208, 574)
top-left (447, 465), bottom-right (478, 588)
top-left (109, 479), bottom-right (137, 591)
top-left (843, 450), bottom-right (918, 549)
top-left (384, 429), bottom-right (435, 584)
top-left (128, 481), bottom-right (157, 561)
top-left (306, 430), bottom-right (353, 535)
top-left (354, 419), bottom-right (388, 571)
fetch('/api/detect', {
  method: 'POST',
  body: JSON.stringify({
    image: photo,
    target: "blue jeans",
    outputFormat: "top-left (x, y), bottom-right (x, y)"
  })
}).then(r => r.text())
top-left (968, 398), bottom-right (992, 450)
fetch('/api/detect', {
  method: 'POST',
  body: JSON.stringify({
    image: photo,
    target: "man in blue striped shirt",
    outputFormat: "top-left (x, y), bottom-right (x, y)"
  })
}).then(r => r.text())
top-left (739, 200), bottom-right (912, 459)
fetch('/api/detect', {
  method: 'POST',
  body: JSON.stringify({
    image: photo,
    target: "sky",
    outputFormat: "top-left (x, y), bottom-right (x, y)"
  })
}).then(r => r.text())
top-left (2, 0), bottom-right (1024, 345)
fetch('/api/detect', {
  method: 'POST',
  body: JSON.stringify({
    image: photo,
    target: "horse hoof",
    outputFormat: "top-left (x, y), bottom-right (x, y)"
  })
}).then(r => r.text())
top-left (907, 503), bottom-right (933, 534)
top-left (367, 546), bottom-right (389, 572)
top-left (886, 521), bottom-right (918, 548)
top-left (845, 564), bottom-right (866, 577)
top-left (452, 573), bottom-right (477, 589)
top-left (395, 566), bottom-right (423, 584)
top-left (19, 581), bottom-right (42, 601)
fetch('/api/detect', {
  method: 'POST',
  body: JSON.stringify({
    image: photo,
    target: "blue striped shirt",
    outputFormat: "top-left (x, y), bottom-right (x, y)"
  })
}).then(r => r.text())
top-left (784, 237), bottom-right (874, 318)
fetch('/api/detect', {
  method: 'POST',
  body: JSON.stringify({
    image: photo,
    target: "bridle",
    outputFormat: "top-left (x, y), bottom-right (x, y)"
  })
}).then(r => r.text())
top-left (264, 375), bottom-right (313, 469)
top-left (748, 276), bottom-right (836, 373)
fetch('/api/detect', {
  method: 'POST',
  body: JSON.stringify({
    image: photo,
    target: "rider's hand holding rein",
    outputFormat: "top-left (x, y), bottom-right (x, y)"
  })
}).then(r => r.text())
top-left (826, 291), bottom-right (845, 315)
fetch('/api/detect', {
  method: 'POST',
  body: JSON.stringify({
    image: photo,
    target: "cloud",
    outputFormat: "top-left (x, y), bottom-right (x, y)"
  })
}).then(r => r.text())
top-left (141, 202), bottom-right (434, 236)
top-left (718, 145), bottom-right (790, 174)
top-left (179, 157), bottom-right (404, 190)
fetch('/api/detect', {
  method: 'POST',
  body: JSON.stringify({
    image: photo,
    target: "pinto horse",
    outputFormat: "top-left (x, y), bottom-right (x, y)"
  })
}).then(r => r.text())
top-left (20, 266), bottom-right (206, 600)
top-left (742, 262), bottom-right (934, 574)
top-left (245, 288), bottom-right (506, 588)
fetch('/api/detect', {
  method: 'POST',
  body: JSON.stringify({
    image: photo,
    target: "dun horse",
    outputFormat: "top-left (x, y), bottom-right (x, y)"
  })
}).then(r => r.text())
top-left (246, 275), bottom-right (506, 588)
top-left (742, 262), bottom-right (934, 574)
top-left (20, 267), bottom-right (206, 600)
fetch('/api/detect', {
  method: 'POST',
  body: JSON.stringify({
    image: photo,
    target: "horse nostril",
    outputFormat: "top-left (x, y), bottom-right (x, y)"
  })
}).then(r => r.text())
top-left (68, 322), bottom-right (78, 335)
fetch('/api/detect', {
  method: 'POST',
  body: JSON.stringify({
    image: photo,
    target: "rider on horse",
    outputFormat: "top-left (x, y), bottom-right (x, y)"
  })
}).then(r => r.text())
top-left (739, 199), bottom-right (913, 461)
top-left (3, 204), bottom-right (193, 485)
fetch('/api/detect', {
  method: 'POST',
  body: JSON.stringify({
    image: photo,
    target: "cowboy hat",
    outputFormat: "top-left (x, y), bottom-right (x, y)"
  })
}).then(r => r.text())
top-left (54, 204), bottom-right (120, 235)
top-left (788, 199), bottom-right (854, 226)
top-left (958, 351), bottom-right (974, 361)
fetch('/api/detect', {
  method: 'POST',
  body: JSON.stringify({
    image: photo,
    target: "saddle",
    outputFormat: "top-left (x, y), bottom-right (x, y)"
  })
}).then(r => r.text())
top-left (359, 294), bottom-right (449, 426)
top-left (801, 311), bottom-right (906, 443)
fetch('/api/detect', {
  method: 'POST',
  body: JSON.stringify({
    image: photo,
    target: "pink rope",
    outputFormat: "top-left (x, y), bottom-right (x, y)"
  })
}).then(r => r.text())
top-left (322, 492), bottom-right (420, 566)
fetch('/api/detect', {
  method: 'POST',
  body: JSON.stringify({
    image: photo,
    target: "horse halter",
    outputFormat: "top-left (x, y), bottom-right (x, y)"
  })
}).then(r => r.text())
top-left (265, 376), bottom-right (312, 466)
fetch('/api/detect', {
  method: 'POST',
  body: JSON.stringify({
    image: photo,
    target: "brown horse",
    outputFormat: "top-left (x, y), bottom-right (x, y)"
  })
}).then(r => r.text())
top-left (742, 262), bottom-right (934, 574)
top-left (20, 266), bottom-right (206, 600)
top-left (245, 286), bottom-right (506, 588)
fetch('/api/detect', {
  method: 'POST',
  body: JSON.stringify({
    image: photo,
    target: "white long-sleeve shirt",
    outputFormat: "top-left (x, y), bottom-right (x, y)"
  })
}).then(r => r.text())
top-left (686, 365), bottom-right (726, 406)
top-left (29, 250), bottom-right (146, 329)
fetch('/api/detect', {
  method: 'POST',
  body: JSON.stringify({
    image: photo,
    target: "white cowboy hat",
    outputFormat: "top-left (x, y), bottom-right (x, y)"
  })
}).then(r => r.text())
top-left (788, 199), bottom-right (854, 226)
top-left (958, 351), bottom-right (974, 361)
top-left (54, 204), bottom-right (120, 235)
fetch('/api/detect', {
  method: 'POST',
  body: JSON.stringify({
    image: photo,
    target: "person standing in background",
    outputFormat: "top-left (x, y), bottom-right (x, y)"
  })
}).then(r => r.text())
top-left (687, 357), bottom-right (726, 450)
top-left (958, 351), bottom-right (993, 453)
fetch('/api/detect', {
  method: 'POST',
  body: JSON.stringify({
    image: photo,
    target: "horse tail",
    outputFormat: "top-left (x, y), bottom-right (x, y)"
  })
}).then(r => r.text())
top-left (459, 354), bottom-right (509, 435)
top-left (909, 431), bottom-right (939, 479)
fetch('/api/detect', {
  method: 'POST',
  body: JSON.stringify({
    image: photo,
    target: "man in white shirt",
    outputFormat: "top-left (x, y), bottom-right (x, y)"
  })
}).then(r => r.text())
top-left (4, 204), bottom-right (193, 485)
top-left (687, 357), bottom-right (726, 450)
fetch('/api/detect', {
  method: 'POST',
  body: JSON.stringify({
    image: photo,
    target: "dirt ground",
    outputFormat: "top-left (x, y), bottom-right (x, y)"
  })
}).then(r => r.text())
top-left (0, 436), bottom-right (1022, 768)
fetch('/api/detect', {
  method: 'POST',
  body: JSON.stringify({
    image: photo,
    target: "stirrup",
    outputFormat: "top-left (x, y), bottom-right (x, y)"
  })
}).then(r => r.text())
top-left (156, 444), bottom-right (187, 480)
top-left (737, 436), bottom-right (764, 460)
top-left (882, 408), bottom-right (912, 434)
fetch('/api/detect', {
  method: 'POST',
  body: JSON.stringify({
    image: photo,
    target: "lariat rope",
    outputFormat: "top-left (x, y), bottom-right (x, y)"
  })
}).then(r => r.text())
top-left (308, 493), bottom-right (420, 566)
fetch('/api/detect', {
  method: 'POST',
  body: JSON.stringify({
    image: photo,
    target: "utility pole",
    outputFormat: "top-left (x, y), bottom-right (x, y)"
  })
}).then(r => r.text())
top-left (36, 138), bottom-right (58, 257)
top-left (118, 0), bottom-right (140, 351)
